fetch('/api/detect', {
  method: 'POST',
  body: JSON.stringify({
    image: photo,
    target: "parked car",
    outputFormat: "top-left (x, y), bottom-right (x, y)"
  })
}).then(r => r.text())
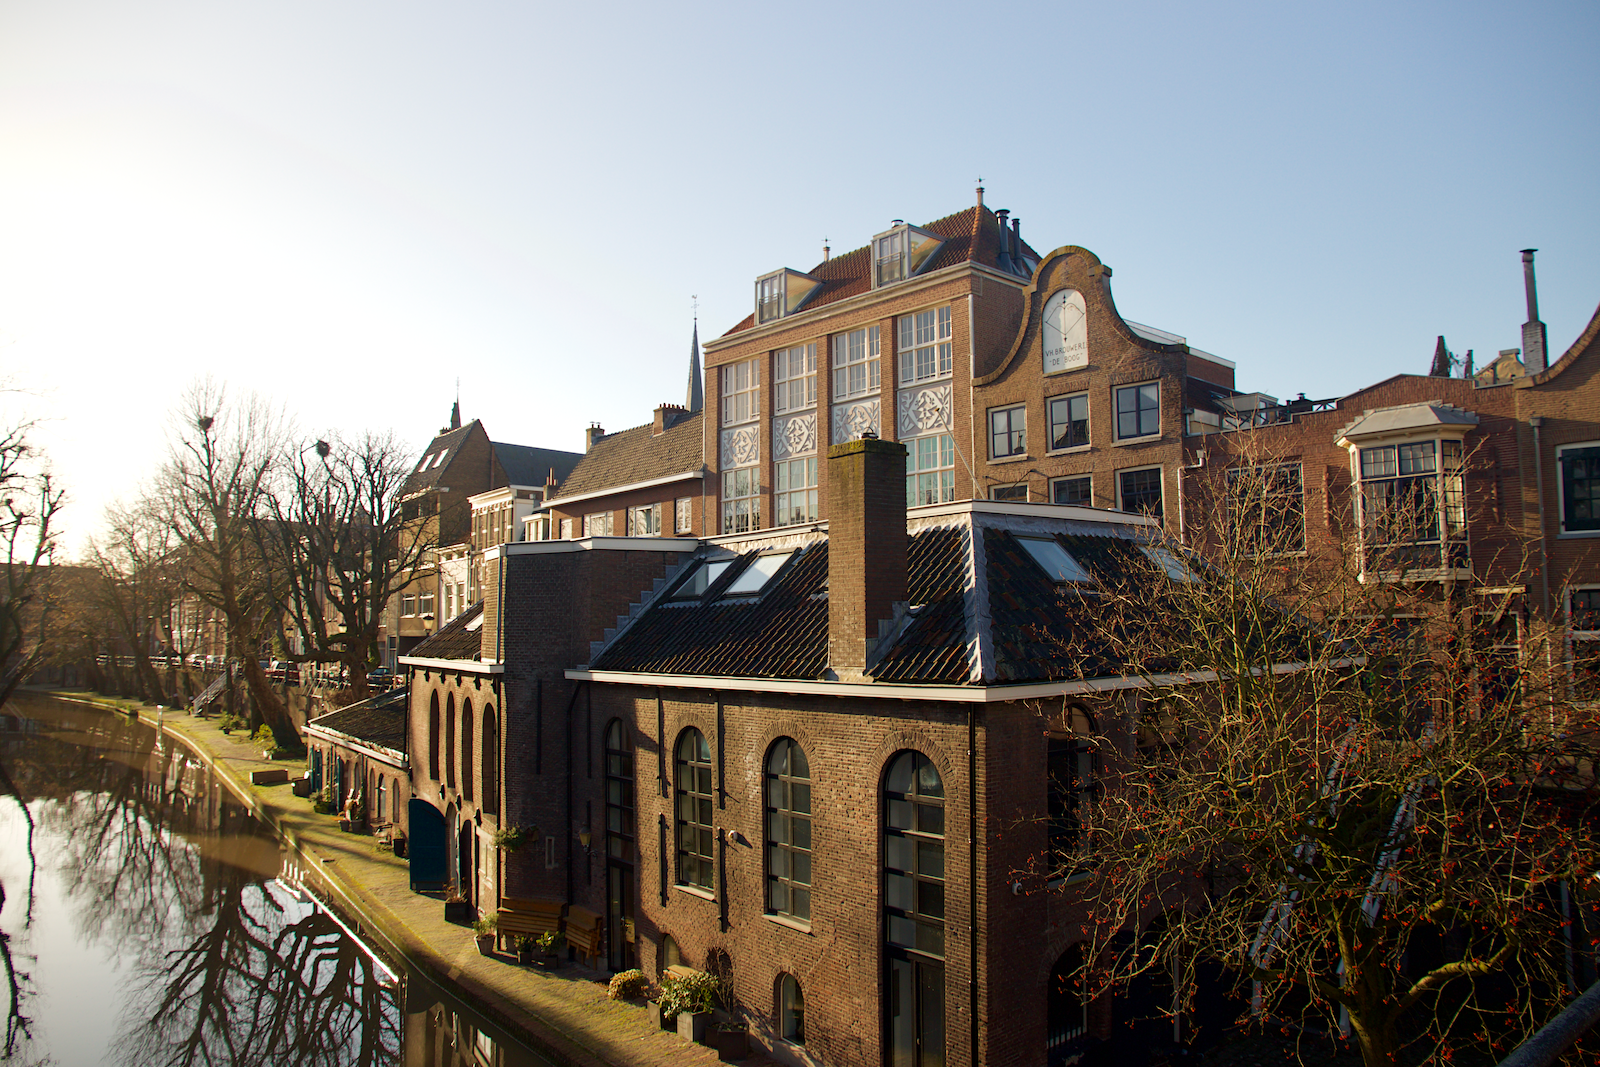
top-left (367, 666), bottom-right (398, 688)
top-left (266, 660), bottom-right (301, 685)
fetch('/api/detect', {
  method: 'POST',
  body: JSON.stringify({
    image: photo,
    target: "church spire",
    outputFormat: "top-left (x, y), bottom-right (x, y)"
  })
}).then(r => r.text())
top-left (685, 303), bottom-right (704, 413)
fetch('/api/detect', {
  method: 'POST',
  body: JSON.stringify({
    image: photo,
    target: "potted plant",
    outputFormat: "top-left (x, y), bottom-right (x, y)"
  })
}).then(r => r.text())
top-left (472, 916), bottom-right (497, 956)
top-left (311, 787), bottom-right (336, 815)
top-left (443, 891), bottom-right (472, 925)
top-left (532, 929), bottom-right (565, 969)
top-left (607, 969), bottom-right (651, 1002)
top-left (658, 969), bottom-right (725, 1045)
top-left (492, 824), bottom-right (537, 852)
top-left (515, 934), bottom-right (536, 965)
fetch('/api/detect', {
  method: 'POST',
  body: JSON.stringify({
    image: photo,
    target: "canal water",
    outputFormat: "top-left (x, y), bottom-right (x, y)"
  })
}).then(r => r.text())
top-left (0, 692), bottom-right (552, 1067)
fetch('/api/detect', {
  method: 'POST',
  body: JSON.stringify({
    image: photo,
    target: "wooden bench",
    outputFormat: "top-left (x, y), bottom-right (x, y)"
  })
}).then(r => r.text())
top-left (495, 897), bottom-right (564, 953)
top-left (565, 905), bottom-right (605, 967)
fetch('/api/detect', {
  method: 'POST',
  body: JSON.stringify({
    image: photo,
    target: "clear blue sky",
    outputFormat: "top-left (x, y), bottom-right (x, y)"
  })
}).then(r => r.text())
top-left (2, 0), bottom-right (1596, 554)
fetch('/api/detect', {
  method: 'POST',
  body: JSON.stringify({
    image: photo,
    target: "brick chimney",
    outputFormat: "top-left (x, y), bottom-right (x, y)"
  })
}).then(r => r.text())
top-left (585, 423), bottom-right (605, 451)
top-left (1520, 249), bottom-right (1549, 374)
top-left (654, 403), bottom-right (686, 436)
top-left (827, 436), bottom-right (908, 677)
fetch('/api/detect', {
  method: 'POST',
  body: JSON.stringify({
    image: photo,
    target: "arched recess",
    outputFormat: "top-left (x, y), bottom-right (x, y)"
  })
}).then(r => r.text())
top-left (444, 693), bottom-right (456, 790)
top-left (428, 693), bottom-right (441, 781)
top-left (1046, 942), bottom-right (1089, 1063)
top-left (481, 705), bottom-right (499, 813)
top-left (461, 699), bottom-right (474, 801)
top-left (883, 749), bottom-right (944, 1067)
top-left (1047, 704), bottom-right (1099, 875)
top-left (777, 972), bottom-right (806, 1046)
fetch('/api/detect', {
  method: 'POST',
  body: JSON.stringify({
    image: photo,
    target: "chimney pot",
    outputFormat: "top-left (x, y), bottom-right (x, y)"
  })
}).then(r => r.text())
top-left (976, 185), bottom-right (985, 208)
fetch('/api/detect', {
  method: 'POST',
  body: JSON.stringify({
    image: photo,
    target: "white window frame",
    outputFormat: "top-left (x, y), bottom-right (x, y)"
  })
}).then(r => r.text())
top-left (1557, 440), bottom-right (1600, 537)
top-left (675, 497), bottom-right (693, 534)
top-left (906, 432), bottom-right (956, 507)
top-left (1568, 585), bottom-right (1600, 705)
top-left (897, 307), bottom-right (953, 386)
top-left (1116, 464), bottom-right (1164, 519)
top-left (774, 456), bottom-right (819, 527)
top-left (1051, 474), bottom-right (1092, 506)
top-left (627, 502), bottom-right (663, 537)
top-left (990, 483), bottom-right (1029, 502)
top-left (774, 344), bottom-right (818, 415)
top-left (583, 511), bottom-right (614, 537)
top-left (722, 467), bottom-right (761, 534)
top-left (1048, 392), bottom-right (1090, 452)
top-left (989, 403), bottom-right (1027, 459)
top-left (1114, 380), bottom-right (1161, 441)
top-left (1352, 436), bottom-right (1468, 577)
top-left (831, 326), bottom-right (880, 401)
top-left (722, 359), bottom-right (761, 427)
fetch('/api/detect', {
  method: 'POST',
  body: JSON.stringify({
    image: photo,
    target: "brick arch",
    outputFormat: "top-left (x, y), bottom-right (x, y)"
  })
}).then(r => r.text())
top-left (750, 718), bottom-right (825, 788)
top-left (865, 727), bottom-right (960, 801)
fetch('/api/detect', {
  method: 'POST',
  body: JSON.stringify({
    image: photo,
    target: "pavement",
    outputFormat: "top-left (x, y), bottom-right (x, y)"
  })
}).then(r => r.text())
top-left (43, 688), bottom-right (783, 1067)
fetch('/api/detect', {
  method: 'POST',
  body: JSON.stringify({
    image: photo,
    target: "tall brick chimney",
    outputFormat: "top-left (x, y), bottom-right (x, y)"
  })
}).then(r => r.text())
top-left (827, 436), bottom-right (908, 677)
top-left (1520, 249), bottom-right (1549, 374)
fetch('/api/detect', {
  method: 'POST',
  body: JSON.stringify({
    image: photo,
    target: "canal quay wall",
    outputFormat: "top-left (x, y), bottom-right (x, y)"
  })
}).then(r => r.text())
top-left (37, 688), bottom-right (770, 1067)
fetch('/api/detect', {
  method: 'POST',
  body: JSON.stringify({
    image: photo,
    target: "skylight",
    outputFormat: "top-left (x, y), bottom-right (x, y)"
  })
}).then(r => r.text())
top-left (723, 551), bottom-right (794, 596)
top-left (1140, 545), bottom-right (1198, 583)
top-left (1016, 537), bottom-right (1093, 584)
top-left (672, 559), bottom-right (733, 601)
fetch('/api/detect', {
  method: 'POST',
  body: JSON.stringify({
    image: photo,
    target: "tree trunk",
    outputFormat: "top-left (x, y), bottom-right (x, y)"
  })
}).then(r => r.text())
top-left (1348, 1007), bottom-right (1401, 1067)
top-left (237, 654), bottom-right (297, 748)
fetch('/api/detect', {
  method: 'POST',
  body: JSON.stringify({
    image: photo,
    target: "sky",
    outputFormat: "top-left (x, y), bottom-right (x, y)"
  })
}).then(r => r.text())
top-left (2, 0), bottom-right (1597, 556)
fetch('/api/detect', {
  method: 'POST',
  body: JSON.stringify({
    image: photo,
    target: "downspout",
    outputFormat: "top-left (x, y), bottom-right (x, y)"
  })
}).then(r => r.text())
top-left (969, 705), bottom-right (980, 1066)
top-left (1531, 417), bottom-right (1552, 620)
top-left (564, 681), bottom-right (586, 905)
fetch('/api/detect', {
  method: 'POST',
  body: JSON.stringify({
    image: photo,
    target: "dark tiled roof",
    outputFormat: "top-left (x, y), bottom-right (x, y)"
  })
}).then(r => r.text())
top-left (550, 411), bottom-right (705, 502)
top-left (494, 442), bottom-right (583, 488)
top-left (401, 420), bottom-right (481, 496)
top-left (720, 206), bottom-right (1043, 337)
top-left (406, 601), bottom-right (484, 661)
top-left (309, 689), bottom-right (407, 753)
top-left (872, 526), bottom-right (972, 684)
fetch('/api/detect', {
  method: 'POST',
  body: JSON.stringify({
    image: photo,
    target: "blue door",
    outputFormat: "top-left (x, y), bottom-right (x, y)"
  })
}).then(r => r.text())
top-left (408, 799), bottom-right (448, 891)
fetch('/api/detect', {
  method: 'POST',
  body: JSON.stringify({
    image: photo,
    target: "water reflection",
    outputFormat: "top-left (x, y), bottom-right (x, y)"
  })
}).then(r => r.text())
top-left (0, 694), bottom-right (547, 1067)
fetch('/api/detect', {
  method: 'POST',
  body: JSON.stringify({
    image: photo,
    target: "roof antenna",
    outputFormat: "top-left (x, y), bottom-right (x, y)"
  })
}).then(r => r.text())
top-left (823, 236), bottom-right (830, 262)
top-left (976, 177), bottom-right (984, 208)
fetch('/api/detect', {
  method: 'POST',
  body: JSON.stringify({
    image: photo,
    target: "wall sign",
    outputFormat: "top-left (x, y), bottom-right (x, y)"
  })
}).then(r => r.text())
top-left (1042, 289), bottom-right (1088, 374)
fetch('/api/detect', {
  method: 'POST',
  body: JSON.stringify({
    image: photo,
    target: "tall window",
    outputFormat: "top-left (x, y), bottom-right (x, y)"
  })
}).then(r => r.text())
top-left (723, 359), bottom-right (760, 426)
top-left (766, 738), bottom-right (812, 922)
top-left (1049, 393), bottom-right (1089, 451)
top-left (1048, 710), bottom-right (1098, 871)
top-left (775, 458), bottom-right (819, 526)
top-left (723, 467), bottom-right (761, 534)
top-left (774, 344), bottom-right (817, 414)
top-left (898, 307), bottom-right (953, 384)
top-left (606, 720), bottom-right (636, 862)
top-left (780, 974), bottom-right (806, 1046)
top-left (1559, 443), bottom-right (1600, 534)
top-left (1118, 466), bottom-right (1164, 520)
top-left (989, 405), bottom-right (1027, 458)
top-left (1227, 463), bottom-right (1306, 554)
top-left (1357, 439), bottom-right (1466, 571)
top-left (675, 729), bottom-right (714, 890)
top-left (444, 695), bottom-right (456, 790)
top-left (1571, 589), bottom-right (1600, 703)
top-left (1115, 382), bottom-right (1160, 439)
top-left (460, 701), bottom-right (474, 802)
top-left (884, 751), bottom-right (945, 1067)
top-left (428, 693), bottom-right (441, 781)
top-left (906, 434), bottom-right (955, 506)
top-left (628, 503), bottom-right (663, 536)
top-left (482, 707), bottom-right (498, 813)
top-left (1047, 944), bottom-right (1089, 1052)
top-left (1052, 475), bottom-right (1091, 506)
top-left (832, 326), bottom-right (881, 401)
top-left (375, 776), bottom-right (387, 827)
top-left (675, 497), bottom-right (694, 533)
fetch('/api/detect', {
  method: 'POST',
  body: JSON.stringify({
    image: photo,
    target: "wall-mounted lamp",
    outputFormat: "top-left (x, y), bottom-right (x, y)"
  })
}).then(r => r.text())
top-left (578, 826), bottom-right (592, 855)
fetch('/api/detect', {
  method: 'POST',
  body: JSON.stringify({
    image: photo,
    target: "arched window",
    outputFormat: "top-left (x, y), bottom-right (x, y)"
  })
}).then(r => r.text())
top-left (375, 776), bottom-right (387, 826)
top-left (675, 728), bottom-right (713, 889)
top-left (1048, 705), bottom-right (1099, 871)
top-left (1047, 943), bottom-right (1089, 1053)
top-left (392, 779), bottom-right (401, 825)
top-left (428, 693), bottom-right (440, 781)
top-left (461, 700), bottom-right (474, 801)
top-left (481, 706), bottom-right (499, 813)
top-left (765, 738), bottom-right (812, 921)
top-left (662, 934), bottom-right (682, 971)
top-left (884, 750), bottom-right (944, 1067)
top-left (779, 973), bottom-right (806, 1046)
top-left (606, 720), bottom-right (635, 862)
top-left (444, 694), bottom-right (456, 790)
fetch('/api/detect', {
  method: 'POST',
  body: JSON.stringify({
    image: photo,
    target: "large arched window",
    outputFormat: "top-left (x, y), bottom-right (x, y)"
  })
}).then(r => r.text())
top-left (1048, 705), bottom-right (1099, 872)
top-left (444, 694), bottom-right (456, 790)
top-left (765, 738), bottom-right (812, 922)
top-left (675, 728), bottom-right (713, 890)
top-left (1047, 943), bottom-right (1089, 1054)
top-left (884, 750), bottom-right (944, 1067)
top-left (779, 973), bottom-right (806, 1046)
top-left (461, 700), bottom-right (474, 801)
top-left (606, 720), bottom-right (635, 862)
top-left (428, 693), bottom-right (441, 781)
top-left (481, 706), bottom-right (498, 813)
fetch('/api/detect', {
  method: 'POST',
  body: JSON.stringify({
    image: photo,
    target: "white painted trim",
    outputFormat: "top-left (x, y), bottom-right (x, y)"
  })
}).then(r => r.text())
top-left (398, 656), bottom-right (504, 674)
top-left (483, 536), bottom-right (701, 561)
top-left (544, 469), bottom-right (707, 510)
top-left (304, 725), bottom-right (409, 769)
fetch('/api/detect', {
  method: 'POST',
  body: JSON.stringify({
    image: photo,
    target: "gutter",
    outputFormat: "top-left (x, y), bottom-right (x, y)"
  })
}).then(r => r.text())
top-left (544, 469), bottom-right (707, 510)
top-left (302, 725), bottom-right (409, 768)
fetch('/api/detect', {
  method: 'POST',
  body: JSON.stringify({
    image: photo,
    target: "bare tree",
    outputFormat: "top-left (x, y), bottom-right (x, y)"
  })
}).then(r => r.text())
top-left (0, 416), bottom-right (65, 706)
top-left (1045, 458), bottom-right (1599, 1066)
top-left (88, 499), bottom-right (183, 703)
top-left (153, 380), bottom-right (295, 745)
top-left (261, 431), bottom-right (427, 701)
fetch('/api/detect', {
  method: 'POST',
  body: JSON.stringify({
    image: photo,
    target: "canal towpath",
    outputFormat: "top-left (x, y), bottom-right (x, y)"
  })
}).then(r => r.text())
top-left (38, 688), bottom-right (784, 1067)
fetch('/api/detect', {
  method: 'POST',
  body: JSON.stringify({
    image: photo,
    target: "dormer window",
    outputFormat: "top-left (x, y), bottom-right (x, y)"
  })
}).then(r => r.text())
top-left (756, 269), bottom-right (822, 324)
top-left (873, 224), bottom-right (943, 288)
top-left (1016, 536), bottom-right (1094, 586)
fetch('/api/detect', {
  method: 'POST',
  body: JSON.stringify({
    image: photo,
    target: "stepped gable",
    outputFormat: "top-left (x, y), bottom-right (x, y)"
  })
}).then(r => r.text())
top-left (550, 411), bottom-right (704, 501)
top-left (407, 601), bottom-right (484, 662)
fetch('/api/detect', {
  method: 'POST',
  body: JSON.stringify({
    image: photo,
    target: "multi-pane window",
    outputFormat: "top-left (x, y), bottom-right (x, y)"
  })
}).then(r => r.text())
top-left (775, 457), bottom-right (819, 526)
top-left (675, 729), bottom-right (714, 890)
top-left (722, 359), bottom-right (760, 426)
top-left (766, 738), bottom-right (812, 922)
top-left (774, 344), bottom-right (818, 414)
top-left (401, 593), bottom-right (417, 616)
top-left (1047, 944), bottom-right (1089, 1051)
top-left (757, 274), bottom-right (784, 324)
top-left (1118, 467), bottom-right (1164, 519)
top-left (1049, 393), bottom-right (1089, 451)
top-left (419, 591), bottom-right (435, 615)
top-left (1052, 475), bottom-right (1092, 506)
top-left (990, 484), bottom-right (1028, 502)
top-left (1115, 382), bottom-right (1160, 439)
top-left (1226, 463), bottom-right (1306, 554)
top-left (884, 751), bottom-right (945, 1067)
top-left (1048, 725), bottom-right (1097, 870)
top-left (606, 720), bottom-right (635, 862)
top-left (583, 511), bottom-right (614, 537)
top-left (1358, 439), bottom-right (1466, 571)
top-left (989, 405), bottom-right (1026, 458)
top-left (1559, 443), bottom-right (1600, 534)
top-left (675, 497), bottom-right (693, 534)
top-left (1571, 589), bottom-right (1600, 703)
top-left (780, 974), bottom-right (806, 1045)
top-left (897, 307), bottom-right (953, 385)
top-left (906, 434), bottom-right (955, 507)
top-left (627, 502), bottom-right (662, 537)
top-left (723, 467), bottom-right (761, 534)
top-left (832, 326), bottom-right (881, 401)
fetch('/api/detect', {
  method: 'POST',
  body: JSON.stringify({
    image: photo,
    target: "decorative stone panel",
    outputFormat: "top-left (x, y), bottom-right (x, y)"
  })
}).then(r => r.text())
top-left (830, 399), bottom-right (880, 445)
top-left (721, 425), bottom-right (760, 468)
top-left (897, 384), bottom-right (953, 437)
top-left (773, 413), bottom-right (817, 459)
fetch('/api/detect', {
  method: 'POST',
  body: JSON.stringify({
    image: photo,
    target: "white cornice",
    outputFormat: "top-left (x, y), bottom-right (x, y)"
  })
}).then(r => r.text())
top-left (304, 724), bottom-right (409, 768)
top-left (483, 536), bottom-right (701, 560)
top-left (398, 656), bottom-right (503, 674)
top-left (544, 470), bottom-right (707, 509)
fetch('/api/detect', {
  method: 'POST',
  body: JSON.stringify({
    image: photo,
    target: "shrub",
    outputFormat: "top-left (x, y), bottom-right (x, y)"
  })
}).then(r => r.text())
top-left (251, 724), bottom-right (280, 755)
top-left (471, 916), bottom-right (497, 937)
top-left (657, 969), bottom-right (725, 1022)
top-left (218, 711), bottom-right (243, 734)
top-left (312, 786), bottom-right (335, 814)
top-left (535, 930), bottom-right (565, 954)
top-left (607, 969), bottom-right (651, 1001)
top-left (493, 824), bottom-right (535, 852)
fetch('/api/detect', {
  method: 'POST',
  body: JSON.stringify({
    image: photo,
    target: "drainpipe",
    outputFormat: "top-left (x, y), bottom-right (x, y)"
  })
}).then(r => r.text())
top-left (969, 706), bottom-right (980, 1066)
top-left (564, 682), bottom-right (585, 905)
top-left (1531, 417), bottom-right (1552, 620)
